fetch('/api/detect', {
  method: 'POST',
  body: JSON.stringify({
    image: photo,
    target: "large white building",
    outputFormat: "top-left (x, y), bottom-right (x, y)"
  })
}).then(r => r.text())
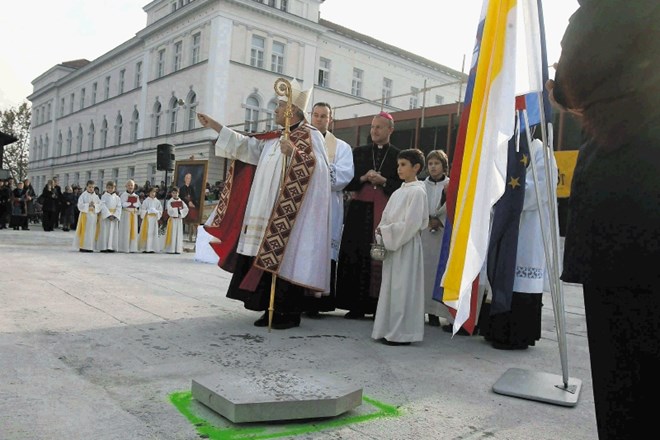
top-left (27, 0), bottom-right (465, 193)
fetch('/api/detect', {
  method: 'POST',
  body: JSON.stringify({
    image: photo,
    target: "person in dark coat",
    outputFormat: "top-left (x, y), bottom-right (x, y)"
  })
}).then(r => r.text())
top-left (335, 112), bottom-right (402, 319)
top-left (10, 181), bottom-right (29, 230)
top-left (40, 180), bottom-right (58, 231)
top-left (52, 176), bottom-right (63, 229)
top-left (550, 1), bottom-right (660, 438)
top-left (0, 179), bottom-right (11, 229)
top-left (60, 185), bottom-right (76, 231)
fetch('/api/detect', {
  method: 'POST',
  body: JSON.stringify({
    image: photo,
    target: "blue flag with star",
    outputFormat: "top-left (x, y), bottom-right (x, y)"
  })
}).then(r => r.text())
top-left (486, 0), bottom-right (551, 315)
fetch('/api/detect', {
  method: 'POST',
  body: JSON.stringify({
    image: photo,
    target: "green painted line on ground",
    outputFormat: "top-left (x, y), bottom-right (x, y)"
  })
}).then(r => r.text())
top-left (169, 391), bottom-right (400, 440)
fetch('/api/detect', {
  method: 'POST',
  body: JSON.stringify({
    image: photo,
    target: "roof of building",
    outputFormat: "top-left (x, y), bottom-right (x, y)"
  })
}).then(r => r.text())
top-left (59, 59), bottom-right (91, 69)
top-left (319, 19), bottom-right (466, 80)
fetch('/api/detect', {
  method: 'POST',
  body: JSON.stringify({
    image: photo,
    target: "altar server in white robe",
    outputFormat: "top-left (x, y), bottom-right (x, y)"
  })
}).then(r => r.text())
top-left (138, 187), bottom-right (162, 253)
top-left (74, 180), bottom-right (102, 252)
top-left (163, 186), bottom-right (189, 254)
top-left (421, 150), bottom-right (453, 327)
top-left (97, 181), bottom-right (122, 252)
top-left (118, 179), bottom-right (140, 253)
top-left (372, 149), bottom-right (429, 345)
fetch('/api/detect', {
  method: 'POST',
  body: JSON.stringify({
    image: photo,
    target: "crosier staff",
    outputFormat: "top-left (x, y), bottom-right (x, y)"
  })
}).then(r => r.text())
top-left (268, 78), bottom-right (293, 332)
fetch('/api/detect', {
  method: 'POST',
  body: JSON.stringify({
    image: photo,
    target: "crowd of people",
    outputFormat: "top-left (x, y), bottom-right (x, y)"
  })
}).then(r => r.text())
top-left (0, 175), bottom-right (205, 255)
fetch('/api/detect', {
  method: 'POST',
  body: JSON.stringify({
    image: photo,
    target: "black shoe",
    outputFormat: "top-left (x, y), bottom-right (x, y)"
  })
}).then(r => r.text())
top-left (382, 339), bottom-right (411, 346)
top-left (272, 315), bottom-right (301, 330)
top-left (79, 249), bottom-right (93, 253)
top-left (428, 314), bottom-right (441, 327)
top-left (254, 312), bottom-right (269, 327)
top-left (492, 341), bottom-right (528, 350)
top-left (344, 311), bottom-right (365, 319)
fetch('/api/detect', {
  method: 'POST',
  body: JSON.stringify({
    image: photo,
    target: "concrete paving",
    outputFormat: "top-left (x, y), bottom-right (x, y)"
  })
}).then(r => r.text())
top-left (0, 227), bottom-right (597, 440)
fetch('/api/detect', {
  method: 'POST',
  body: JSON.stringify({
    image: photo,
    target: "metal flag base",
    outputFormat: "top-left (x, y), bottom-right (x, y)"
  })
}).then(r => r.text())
top-left (492, 368), bottom-right (582, 407)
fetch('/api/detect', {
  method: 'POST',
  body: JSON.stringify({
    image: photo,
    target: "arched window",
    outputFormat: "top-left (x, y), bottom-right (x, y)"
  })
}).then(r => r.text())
top-left (168, 96), bottom-right (179, 134)
top-left (131, 109), bottom-right (139, 142)
top-left (115, 112), bottom-right (123, 145)
top-left (66, 128), bottom-right (73, 155)
top-left (154, 101), bottom-right (162, 137)
top-left (57, 131), bottom-right (62, 156)
top-left (88, 122), bottom-right (95, 150)
top-left (101, 117), bottom-right (108, 149)
top-left (186, 91), bottom-right (197, 130)
top-left (244, 95), bottom-right (260, 133)
top-left (266, 99), bottom-right (278, 131)
top-left (77, 125), bottom-right (83, 153)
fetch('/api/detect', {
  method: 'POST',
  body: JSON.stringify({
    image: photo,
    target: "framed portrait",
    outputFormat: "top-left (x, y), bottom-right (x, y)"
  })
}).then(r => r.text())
top-left (173, 159), bottom-right (208, 225)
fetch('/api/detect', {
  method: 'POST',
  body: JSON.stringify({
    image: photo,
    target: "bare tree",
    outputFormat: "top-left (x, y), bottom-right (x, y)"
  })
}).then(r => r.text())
top-left (0, 102), bottom-right (31, 181)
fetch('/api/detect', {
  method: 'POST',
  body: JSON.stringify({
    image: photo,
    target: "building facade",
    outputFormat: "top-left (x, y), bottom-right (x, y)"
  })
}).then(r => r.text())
top-left (28, 0), bottom-right (465, 193)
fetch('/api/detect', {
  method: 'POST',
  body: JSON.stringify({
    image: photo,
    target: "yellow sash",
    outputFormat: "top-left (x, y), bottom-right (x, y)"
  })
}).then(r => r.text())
top-left (165, 218), bottom-right (173, 247)
top-left (76, 213), bottom-right (87, 248)
top-left (138, 213), bottom-right (156, 247)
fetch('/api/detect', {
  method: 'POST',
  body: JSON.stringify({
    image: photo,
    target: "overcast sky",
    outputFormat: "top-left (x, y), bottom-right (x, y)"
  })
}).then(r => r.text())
top-left (0, 0), bottom-right (578, 110)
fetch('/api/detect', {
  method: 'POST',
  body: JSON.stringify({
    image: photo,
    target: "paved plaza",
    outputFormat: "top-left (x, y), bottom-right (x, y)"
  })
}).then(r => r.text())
top-left (0, 228), bottom-right (597, 439)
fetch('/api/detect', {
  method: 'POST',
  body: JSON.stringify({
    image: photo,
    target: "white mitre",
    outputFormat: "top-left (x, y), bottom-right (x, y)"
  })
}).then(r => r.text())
top-left (280, 78), bottom-right (312, 114)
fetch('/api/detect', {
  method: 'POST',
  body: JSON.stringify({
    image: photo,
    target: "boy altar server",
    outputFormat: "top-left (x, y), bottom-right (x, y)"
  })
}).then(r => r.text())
top-left (74, 180), bottom-right (102, 252)
top-left (119, 180), bottom-right (141, 253)
top-left (372, 149), bottom-right (429, 346)
top-left (138, 186), bottom-right (162, 253)
top-left (163, 186), bottom-right (189, 254)
top-left (97, 181), bottom-right (122, 252)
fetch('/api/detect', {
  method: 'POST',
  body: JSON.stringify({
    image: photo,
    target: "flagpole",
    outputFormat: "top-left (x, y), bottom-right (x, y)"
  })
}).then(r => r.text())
top-left (534, 91), bottom-right (570, 387)
top-left (520, 103), bottom-right (576, 396)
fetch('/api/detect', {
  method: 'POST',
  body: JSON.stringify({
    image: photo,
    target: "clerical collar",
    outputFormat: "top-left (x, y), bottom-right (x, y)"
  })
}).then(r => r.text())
top-left (372, 143), bottom-right (390, 150)
top-left (428, 175), bottom-right (446, 183)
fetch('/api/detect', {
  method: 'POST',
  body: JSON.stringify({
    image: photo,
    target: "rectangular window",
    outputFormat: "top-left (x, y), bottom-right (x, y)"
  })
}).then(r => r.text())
top-left (250, 35), bottom-right (265, 68)
top-left (409, 86), bottom-right (419, 109)
top-left (158, 49), bottom-right (166, 78)
top-left (119, 69), bottom-right (125, 94)
top-left (112, 168), bottom-right (119, 183)
top-left (271, 41), bottom-right (284, 73)
top-left (80, 88), bottom-right (86, 109)
top-left (104, 76), bottom-right (111, 100)
top-left (74, 172), bottom-right (79, 187)
top-left (47, 103), bottom-right (51, 121)
top-left (135, 61), bottom-right (142, 88)
top-left (382, 78), bottom-right (392, 106)
top-left (435, 95), bottom-right (444, 105)
top-left (86, 171), bottom-right (92, 183)
top-left (98, 170), bottom-right (105, 189)
top-left (173, 41), bottom-right (182, 71)
top-left (128, 166), bottom-right (135, 180)
top-left (191, 33), bottom-right (201, 64)
top-left (92, 82), bottom-right (97, 105)
top-left (318, 57), bottom-right (330, 87)
top-left (60, 97), bottom-right (65, 117)
top-left (351, 68), bottom-right (363, 97)
top-left (70, 93), bottom-right (75, 113)
top-left (280, 0), bottom-right (288, 11)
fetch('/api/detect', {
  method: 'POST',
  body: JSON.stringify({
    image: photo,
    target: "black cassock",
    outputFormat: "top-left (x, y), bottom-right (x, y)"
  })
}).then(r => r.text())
top-left (336, 143), bottom-right (401, 315)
